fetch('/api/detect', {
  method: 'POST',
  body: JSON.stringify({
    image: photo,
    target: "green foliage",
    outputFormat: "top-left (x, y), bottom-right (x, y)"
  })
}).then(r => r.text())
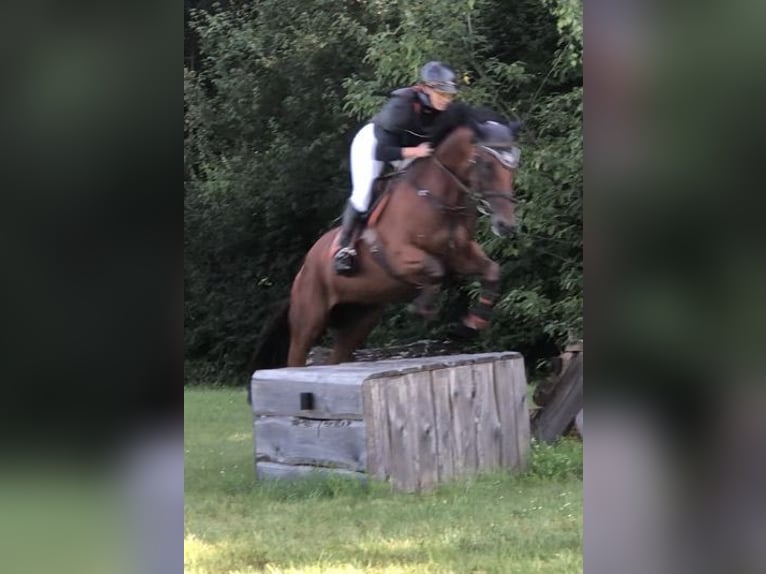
top-left (527, 438), bottom-right (583, 480)
top-left (184, 0), bottom-right (582, 381)
top-left (185, 1), bottom-right (372, 375)
top-left (543, 0), bottom-right (583, 76)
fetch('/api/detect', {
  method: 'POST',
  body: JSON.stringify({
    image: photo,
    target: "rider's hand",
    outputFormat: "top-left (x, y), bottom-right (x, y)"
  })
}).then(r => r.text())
top-left (405, 143), bottom-right (432, 159)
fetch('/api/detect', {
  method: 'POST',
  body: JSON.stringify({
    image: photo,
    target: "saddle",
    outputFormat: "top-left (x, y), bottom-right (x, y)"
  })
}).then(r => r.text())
top-left (365, 163), bottom-right (401, 221)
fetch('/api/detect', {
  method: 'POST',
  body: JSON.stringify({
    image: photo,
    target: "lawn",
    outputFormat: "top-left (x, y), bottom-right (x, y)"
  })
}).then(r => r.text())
top-left (185, 387), bottom-right (582, 573)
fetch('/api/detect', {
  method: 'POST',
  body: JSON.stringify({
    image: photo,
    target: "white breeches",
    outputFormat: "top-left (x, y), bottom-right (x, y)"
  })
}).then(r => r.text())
top-left (349, 123), bottom-right (383, 212)
top-left (349, 123), bottom-right (415, 212)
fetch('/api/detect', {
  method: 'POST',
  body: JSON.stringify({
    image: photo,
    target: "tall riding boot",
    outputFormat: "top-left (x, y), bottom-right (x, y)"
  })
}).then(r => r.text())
top-left (333, 202), bottom-right (364, 275)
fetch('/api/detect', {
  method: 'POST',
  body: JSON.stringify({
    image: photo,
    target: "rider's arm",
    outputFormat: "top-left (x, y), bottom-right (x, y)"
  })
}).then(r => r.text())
top-left (372, 95), bottom-right (412, 162)
top-left (374, 126), bottom-right (406, 162)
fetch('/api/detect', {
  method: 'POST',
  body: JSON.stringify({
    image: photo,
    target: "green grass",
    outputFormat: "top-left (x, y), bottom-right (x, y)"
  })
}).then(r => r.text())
top-left (185, 387), bottom-right (582, 573)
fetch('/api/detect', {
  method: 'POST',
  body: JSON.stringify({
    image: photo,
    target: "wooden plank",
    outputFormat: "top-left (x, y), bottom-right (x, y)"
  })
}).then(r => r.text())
top-left (253, 352), bottom-right (521, 385)
top-left (494, 359), bottom-right (520, 469)
top-left (254, 416), bottom-right (366, 471)
top-left (532, 352), bottom-right (582, 443)
top-left (252, 368), bottom-right (376, 384)
top-left (251, 378), bottom-right (364, 419)
top-left (473, 362), bottom-right (502, 470)
top-left (509, 357), bottom-right (531, 469)
top-left (516, 357), bottom-right (531, 468)
top-left (431, 368), bottom-right (455, 482)
top-left (361, 379), bottom-right (378, 478)
top-left (411, 370), bottom-right (438, 491)
top-left (386, 375), bottom-right (418, 491)
top-left (256, 461), bottom-right (366, 481)
top-left (362, 377), bottom-right (391, 481)
top-left (449, 365), bottom-right (478, 476)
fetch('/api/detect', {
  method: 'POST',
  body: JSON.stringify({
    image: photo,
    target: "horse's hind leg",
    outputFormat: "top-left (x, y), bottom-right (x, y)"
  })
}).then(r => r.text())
top-left (286, 286), bottom-right (330, 367)
top-left (287, 305), bottom-right (328, 367)
top-left (327, 305), bottom-right (384, 364)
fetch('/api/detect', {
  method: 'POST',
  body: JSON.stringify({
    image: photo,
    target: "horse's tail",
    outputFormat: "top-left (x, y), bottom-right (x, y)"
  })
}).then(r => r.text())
top-left (246, 298), bottom-right (291, 404)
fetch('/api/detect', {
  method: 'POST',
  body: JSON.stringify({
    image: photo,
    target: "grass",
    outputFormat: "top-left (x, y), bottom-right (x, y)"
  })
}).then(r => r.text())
top-left (185, 387), bottom-right (582, 573)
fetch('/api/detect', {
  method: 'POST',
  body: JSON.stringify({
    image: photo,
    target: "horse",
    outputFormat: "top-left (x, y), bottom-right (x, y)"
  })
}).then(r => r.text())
top-left (249, 102), bottom-right (522, 378)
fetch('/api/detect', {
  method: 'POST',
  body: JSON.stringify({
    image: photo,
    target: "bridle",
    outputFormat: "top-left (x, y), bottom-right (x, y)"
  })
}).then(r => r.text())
top-left (429, 142), bottom-right (521, 214)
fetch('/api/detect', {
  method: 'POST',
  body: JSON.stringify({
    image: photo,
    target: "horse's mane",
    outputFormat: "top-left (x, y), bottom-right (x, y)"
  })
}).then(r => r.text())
top-left (430, 102), bottom-right (520, 148)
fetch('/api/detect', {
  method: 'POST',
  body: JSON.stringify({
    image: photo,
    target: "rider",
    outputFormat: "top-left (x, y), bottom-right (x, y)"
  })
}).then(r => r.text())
top-left (333, 61), bottom-right (459, 275)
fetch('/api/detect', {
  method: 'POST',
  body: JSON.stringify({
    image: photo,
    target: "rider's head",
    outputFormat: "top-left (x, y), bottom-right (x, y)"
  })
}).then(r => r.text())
top-left (418, 61), bottom-right (458, 111)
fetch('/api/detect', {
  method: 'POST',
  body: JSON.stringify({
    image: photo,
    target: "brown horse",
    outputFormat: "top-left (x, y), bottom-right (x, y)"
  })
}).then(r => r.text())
top-left (250, 103), bottom-right (522, 375)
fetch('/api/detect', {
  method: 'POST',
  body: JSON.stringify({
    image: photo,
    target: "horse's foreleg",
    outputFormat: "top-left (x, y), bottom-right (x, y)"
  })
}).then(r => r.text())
top-left (397, 249), bottom-right (445, 320)
top-left (449, 241), bottom-right (501, 332)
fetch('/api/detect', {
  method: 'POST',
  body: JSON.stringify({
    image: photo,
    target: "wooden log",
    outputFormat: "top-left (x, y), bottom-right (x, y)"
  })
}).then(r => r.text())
top-left (250, 378), bottom-right (365, 420)
top-left (412, 371), bottom-right (439, 491)
top-left (509, 357), bottom-right (531, 469)
top-left (254, 416), bottom-right (366, 471)
top-left (532, 351), bottom-right (583, 442)
top-left (256, 461), bottom-right (366, 481)
top-left (533, 340), bottom-right (583, 409)
top-left (449, 365), bottom-right (478, 475)
top-left (431, 368), bottom-right (456, 482)
top-left (474, 362), bottom-right (502, 470)
top-left (362, 377), bottom-right (390, 481)
top-left (494, 359), bottom-right (520, 469)
top-left (386, 374), bottom-right (418, 491)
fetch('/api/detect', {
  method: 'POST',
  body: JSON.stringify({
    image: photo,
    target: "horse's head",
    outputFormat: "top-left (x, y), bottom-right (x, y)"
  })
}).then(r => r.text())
top-left (471, 119), bottom-right (522, 237)
top-left (431, 104), bottom-right (522, 237)
top-left (433, 102), bottom-right (521, 236)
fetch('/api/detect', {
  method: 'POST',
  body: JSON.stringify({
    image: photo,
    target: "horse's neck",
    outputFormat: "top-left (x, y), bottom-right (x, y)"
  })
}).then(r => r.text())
top-left (434, 126), bottom-right (473, 175)
top-left (429, 127), bottom-right (473, 201)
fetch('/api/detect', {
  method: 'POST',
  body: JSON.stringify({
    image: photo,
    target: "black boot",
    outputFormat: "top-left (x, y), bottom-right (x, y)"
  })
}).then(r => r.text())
top-left (333, 202), bottom-right (364, 275)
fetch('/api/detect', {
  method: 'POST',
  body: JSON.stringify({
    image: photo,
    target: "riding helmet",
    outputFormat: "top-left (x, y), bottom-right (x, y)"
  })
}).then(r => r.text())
top-left (419, 61), bottom-right (458, 94)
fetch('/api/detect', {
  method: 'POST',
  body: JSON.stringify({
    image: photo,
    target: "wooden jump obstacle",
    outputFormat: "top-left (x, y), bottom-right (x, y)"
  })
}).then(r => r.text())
top-left (250, 352), bottom-right (530, 492)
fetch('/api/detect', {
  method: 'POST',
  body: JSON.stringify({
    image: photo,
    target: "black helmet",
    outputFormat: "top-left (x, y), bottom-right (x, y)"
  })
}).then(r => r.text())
top-left (420, 61), bottom-right (458, 94)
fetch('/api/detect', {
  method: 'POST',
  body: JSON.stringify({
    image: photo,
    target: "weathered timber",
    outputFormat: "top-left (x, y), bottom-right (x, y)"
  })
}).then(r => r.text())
top-left (431, 368), bottom-right (456, 481)
top-left (532, 351), bottom-right (583, 443)
top-left (256, 461), bottom-right (366, 481)
top-left (509, 357), bottom-right (531, 469)
top-left (254, 416), bottom-right (366, 471)
top-left (533, 339), bottom-right (583, 409)
top-left (251, 352), bottom-right (530, 492)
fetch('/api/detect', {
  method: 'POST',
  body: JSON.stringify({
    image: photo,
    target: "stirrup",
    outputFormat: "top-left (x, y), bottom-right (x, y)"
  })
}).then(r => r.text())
top-left (333, 246), bottom-right (357, 275)
top-left (334, 246), bottom-right (357, 260)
